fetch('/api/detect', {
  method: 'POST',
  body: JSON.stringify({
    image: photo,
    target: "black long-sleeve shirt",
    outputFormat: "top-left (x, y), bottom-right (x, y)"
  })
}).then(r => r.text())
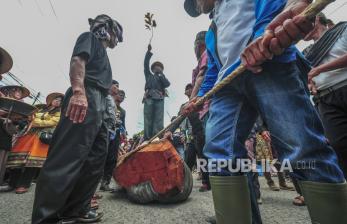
top-left (144, 51), bottom-right (170, 100)
top-left (0, 119), bottom-right (13, 151)
top-left (116, 106), bottom-right (126, 134)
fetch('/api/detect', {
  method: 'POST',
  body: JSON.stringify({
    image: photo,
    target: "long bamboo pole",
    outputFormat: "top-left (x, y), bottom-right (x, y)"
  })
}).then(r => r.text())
top-left (117, 0), bottom-right (335, 167)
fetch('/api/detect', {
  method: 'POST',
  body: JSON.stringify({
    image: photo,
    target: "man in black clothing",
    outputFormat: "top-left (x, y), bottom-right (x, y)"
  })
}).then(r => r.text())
top-left (166, 84), bottom-right (210, 192)
top-left (143, 44), bottom-right (170, 140)
top-left (182, 84), bottom-right (210, 192)
top-left (115, 90), bottom-right (127, 155)
top-left (115, 90), bottom-right (126, 135)
top-left (100, 89), bottom-right (127, 191)
top-left (32, 14), bottom-right (123, 224)
top-left (100, 80), bottom-right (118, 192)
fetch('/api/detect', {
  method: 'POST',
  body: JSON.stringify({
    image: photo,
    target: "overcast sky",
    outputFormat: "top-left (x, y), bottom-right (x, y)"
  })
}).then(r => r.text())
top-left (1, 0), bottom-right (346, 136)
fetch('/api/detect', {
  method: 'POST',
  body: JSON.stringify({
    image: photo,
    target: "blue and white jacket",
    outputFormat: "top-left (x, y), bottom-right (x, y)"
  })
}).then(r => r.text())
top-left (198, 0), bottom-right (298, 97)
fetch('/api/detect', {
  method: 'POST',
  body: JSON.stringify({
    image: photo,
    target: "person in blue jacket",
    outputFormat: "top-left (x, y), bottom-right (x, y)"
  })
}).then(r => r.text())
top-left (183, 0), bottom-right (347, 224)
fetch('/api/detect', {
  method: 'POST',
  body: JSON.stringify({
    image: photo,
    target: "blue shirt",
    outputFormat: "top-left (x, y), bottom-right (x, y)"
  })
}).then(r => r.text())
top-left (198, 0), bottom-right (298, 97)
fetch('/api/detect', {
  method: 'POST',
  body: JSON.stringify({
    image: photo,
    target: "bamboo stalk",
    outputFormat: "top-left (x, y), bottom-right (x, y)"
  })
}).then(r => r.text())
top-left (117, 0), bottom-right (335, 167)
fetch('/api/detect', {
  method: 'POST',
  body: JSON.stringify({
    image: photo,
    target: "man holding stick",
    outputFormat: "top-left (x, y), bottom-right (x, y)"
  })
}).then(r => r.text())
top-left (183, 0), bottom-right (347, 223)
top-left (185, 31), bottom-right (211, 192)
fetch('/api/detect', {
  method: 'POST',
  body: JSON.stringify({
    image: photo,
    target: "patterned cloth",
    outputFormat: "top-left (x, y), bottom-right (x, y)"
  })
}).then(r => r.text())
top-left (7, 133), bottom-right (49, 168)
top-left (6, 110), bottom-right (60, 168)
top-left (93, 26), bottom-right (111, 42)
top-left (255, 134), bottom-right (273, 162)
top-left (192, 50), bottom-right (209, 119)
top-left (89, 14), bottom-right (123, 42)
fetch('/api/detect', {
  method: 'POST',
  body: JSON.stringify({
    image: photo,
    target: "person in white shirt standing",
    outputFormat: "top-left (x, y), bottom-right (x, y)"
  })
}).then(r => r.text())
top-left (305, 14), bottom-right (347, 178)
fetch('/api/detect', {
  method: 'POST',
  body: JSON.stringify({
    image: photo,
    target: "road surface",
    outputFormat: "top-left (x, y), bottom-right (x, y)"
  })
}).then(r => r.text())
top-left (0, 176), bottom-right (310, 224)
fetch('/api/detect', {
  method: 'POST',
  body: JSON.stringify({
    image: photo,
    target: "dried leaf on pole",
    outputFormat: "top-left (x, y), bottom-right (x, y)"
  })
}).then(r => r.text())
top-left (144, 12), bottom-right (157, 45)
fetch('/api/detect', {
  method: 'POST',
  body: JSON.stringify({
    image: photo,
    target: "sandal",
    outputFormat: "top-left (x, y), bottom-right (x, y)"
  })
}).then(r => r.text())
top-left (268, 182), bottom-right (280, 191)
top-left (93, 193), bottom-right (103, 200)
top-left (91, 199), bottom-right (99, 210)
top-left (15, 187), bottom-right (28, 194)
top-left (293, 195), bottom-right (306, 206)
top-left (280, 183), bottom-right (295, 191)
top-left (59, 218), bottom-right (77, 224)
top-left (77, 210), bottom-right (104, 223)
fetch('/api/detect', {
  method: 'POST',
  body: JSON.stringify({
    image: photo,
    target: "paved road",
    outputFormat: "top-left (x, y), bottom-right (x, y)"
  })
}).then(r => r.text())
top-left (0, 177), bottom-right (310, 224)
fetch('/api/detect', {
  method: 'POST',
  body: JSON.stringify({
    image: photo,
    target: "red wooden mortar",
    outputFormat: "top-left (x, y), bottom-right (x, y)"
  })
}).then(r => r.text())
top-left (114, 140), bottom-right (185, 196)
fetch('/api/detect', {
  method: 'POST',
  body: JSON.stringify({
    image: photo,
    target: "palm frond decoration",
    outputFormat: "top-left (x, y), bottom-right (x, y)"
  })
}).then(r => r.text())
top-left (145, 12), bottom-right (157, 44)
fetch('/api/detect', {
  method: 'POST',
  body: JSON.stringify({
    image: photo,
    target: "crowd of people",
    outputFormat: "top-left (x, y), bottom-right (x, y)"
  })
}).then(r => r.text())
top-left (0, 0), bottom-right (347, 223)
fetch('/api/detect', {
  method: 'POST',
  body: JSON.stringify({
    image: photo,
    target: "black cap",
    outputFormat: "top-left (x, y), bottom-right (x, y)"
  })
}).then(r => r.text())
top-left (89, 14), bottom-right (123, 42)
top-left (184, 0), bottom-right (201, 17)
top-left (112, 80), bottom-right (119, 85)
top-left (185, 83), bottom-right (193, 90)
top-left (151, 61), bottom-right (164, 72)
top-left (118, 90), bottom-right (125, 96)
top-left (195, 31), bottom-right (207, 43)
top-left (316, 12), bottom-right (330, 26)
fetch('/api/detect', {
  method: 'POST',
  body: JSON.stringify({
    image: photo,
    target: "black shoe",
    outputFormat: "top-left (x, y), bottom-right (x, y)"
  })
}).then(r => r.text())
top-left (77, 210), bottom-right (104, 223)
top-left (205, 216), bottom-right (216, 224)
top-left (0, 185), bottom-right (14, 193)
top-left (257, 198), bottom-right (263, 204)
top-left (100, 183), bottom-right (113, 192)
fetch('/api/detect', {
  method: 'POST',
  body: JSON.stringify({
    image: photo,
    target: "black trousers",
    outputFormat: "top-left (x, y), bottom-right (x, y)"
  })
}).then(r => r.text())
top-left (315, 85), bottom-right (347, 178)
top-left (251, 172), bottom-right (261, 200)
top-left (185, 143), bottom-right (197, 170)
top-left (102, 131), bottom-right (120, 184)
top-left (9, 167), bottom-right (38, 188)
top-left (291, 177), bottom-right (302, 195)
top-left (186, 112), bottom-right (210, 186)
top-left (32, 87), bottom-right (109, 224)
top-left (263, 163), bottom-right (287, 186)
top-left (185, 139), bottom-right (210, 186)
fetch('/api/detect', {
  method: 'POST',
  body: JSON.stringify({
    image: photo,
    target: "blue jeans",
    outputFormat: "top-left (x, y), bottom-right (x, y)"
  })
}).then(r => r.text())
top-left (204, 61), bottom-right (345, 183)
top-left (176, 145), bottom-right (185, 160)
top-left (144, 98), bottom-right (164, 140)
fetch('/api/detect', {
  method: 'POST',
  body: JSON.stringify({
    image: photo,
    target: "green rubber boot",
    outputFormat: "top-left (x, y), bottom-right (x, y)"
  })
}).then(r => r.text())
top-left (300, 181), bottom-right (347, 224)
top-left (210, 176), bottom-right (252, 224)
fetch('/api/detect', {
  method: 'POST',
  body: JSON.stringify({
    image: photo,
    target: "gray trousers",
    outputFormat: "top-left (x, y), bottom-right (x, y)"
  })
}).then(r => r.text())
top-left (143, 98), bottom-right (164, 140)
top-left (32, 87), bottom-right (109, 224)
